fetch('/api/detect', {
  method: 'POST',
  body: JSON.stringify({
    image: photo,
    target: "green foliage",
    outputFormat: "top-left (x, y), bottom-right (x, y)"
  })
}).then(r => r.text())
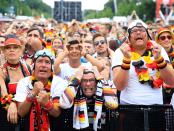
top-left (0, 0), bottom-right (52, 18)
top-left (84, 0), bottom-right (156, 21)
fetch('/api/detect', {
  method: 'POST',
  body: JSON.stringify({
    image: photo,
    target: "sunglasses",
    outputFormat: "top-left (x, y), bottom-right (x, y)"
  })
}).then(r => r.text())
top-left (94, 40), bottom-right (106, 46)
top-left (159, 35), bottom-right (172, 41)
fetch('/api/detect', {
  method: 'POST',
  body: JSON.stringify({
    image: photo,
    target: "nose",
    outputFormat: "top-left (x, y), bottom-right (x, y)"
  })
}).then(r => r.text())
top-left (86, 81), bottom-right (91, 86)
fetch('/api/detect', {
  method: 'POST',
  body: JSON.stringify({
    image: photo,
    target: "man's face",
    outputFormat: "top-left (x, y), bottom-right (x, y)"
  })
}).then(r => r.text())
top-left (81, 73), bottom-right (97, 97)
top-left (99, 25), bottom-right (107, 36)
top-left (83, 42), bottom-right (94, 55)
top-left (158, 32), bottom-right (172, 50)
top-left (129, 26), bottom-right (148, 50)
top-left (68, 44), bottom-right (81, 60)
top-left (34, 57), bottom-right (52, 81)
top-left (93, 36), bottom-right (108, 55)
top-left (27, 30), bottom-right (42, 51)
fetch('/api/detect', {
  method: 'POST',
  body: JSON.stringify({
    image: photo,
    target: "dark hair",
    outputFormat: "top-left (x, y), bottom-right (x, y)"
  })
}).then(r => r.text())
top-left (104, 23), bottom-right (112, 32)
top-left (68, 39), bottom-right (80, 45)
top-left (27, 27), bottom-right (43, 38)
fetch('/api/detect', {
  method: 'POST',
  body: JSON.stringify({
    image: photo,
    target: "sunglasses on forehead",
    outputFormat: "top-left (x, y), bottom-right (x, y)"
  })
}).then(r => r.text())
top-left (159, 35), bottom-right (172, 41)
top-left (94, 40), bottom-right (106, 46)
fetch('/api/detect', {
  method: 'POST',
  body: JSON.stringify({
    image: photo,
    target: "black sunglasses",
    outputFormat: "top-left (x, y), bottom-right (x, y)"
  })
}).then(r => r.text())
top-left (94, 40), bottom-right (106, 46)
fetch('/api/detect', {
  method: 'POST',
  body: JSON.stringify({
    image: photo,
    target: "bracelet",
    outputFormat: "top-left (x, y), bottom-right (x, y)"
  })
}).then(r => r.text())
top-left (1, 94), bottom-right (13, 110)
top-left (155, 56), bottom-right (167, 69)
top-left (155, 56), bottom-right (164, 64)
top-left (123, 57), bottom-right (131, 64)
top-left (43, 101), bottom-right (53, 111)
top-left (121, 57), bottom-right (131, 70)
top-left (157, 61), bottom-right (167, 69)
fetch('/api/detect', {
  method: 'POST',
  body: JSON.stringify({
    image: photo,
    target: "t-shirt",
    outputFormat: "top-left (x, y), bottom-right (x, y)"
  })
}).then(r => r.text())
top-left (58, 62), bottom-right (92, 83)
top-left (112, 47), bottom-right (169, 105)
top-left (14, 75), bottom-right (67, 102)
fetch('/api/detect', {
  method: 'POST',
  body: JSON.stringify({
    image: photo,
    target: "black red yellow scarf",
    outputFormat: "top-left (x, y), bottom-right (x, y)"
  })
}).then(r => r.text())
top-left (29, 73), bottom-right (52, 131)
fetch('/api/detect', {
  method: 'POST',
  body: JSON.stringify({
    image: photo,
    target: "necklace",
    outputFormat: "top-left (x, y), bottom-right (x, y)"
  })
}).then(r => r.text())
top-left (131, 43), bottom-right (163, 88)
top-left (6, 62), bottom-right (20, 70)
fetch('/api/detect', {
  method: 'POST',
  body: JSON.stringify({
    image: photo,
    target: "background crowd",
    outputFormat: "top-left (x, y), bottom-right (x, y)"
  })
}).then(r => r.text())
top-left (0, 17), bottom-right (174, 131)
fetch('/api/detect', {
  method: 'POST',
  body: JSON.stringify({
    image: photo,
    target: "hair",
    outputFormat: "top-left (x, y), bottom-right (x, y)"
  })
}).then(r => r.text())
top-left (92, 33), bottom-right (107, 43)
top-left (103, 23), bottom-right (112, 32)
top-left (27, 27), bottom-right (44, 38)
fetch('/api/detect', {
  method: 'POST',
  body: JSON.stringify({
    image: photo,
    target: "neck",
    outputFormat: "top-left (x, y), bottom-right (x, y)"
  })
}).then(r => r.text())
top-left (97, 51), bottom-right (108, 57)
top-left (69, 59), bottom-right (81, 68)
top-left (7, 60), bottom-right (20, 66)
top-left (165, 46), bottom-right (172, 53)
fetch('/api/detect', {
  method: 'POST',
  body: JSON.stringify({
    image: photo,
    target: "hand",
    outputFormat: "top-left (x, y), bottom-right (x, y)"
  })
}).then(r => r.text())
top-left (79, 44), bottom-right (86, 57)
top-left (75, 66), bottom-right (85, 81)
top-left (92, 66), bottom-right (103, 80)
top-left (7, 102), bottom-right (18, 124)
top-left (120, 43), bottom-right (131, 59)
top-left (37, 90), bottom-right (50, 107)
top-left (151, 40), bottom-right (161, 59)
top-left (32, 81), bottom-right (44, 96)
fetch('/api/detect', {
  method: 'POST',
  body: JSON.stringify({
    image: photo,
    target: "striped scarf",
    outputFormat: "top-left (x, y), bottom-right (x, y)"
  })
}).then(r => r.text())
top-left (59, 78), bottom-right (117, 131)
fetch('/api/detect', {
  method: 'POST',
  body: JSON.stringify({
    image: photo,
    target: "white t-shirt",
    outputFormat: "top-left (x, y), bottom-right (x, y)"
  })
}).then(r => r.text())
top-left (14, 75), bottom-right (67, 102)
top-left (58, 62), bottom-right (92, 83)
top-left (112, 47), bottom-right (169, 105)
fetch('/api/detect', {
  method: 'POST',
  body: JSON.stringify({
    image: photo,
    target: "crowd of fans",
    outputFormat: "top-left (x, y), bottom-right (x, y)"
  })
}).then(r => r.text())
top-left (0, 17), bottom-right (174, 131)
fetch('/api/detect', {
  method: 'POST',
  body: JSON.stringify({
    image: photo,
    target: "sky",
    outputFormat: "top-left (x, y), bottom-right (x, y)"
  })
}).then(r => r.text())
top-left (42, 0), bottom-right (109, 10)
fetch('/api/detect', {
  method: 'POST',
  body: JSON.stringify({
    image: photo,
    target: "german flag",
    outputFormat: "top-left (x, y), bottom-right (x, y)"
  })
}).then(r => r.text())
top-left (79, 110), bottom-right (85, 122)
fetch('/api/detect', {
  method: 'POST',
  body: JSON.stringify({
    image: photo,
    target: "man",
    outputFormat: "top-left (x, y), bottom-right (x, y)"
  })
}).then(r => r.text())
top-left (92, 33), bottom-right (114, 80)
top-left (58, 66), bottom-right (118, 131)
top-left (92, 33), bottom-right (114, 58)
top-left (99, 23), bottom-right (112, 38)
top-left (14, 49), bottom-right (67, 131)
top-left (112, 20), bottom-right (174, 130)
top-left (54, 39), bottom-right (104, 83)
top-left (23, 27), bottom-right (45, 65)
top-left (81, 39), bottom-right (95, 63)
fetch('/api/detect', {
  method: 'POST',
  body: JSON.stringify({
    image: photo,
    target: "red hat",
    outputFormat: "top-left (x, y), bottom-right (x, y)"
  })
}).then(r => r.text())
top-left (4, 38), bottom-right (21, 46)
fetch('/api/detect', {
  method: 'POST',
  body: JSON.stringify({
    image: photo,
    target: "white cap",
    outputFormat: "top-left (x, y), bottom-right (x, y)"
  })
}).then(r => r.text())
top-left (128, 20), bottom-right (147, 31)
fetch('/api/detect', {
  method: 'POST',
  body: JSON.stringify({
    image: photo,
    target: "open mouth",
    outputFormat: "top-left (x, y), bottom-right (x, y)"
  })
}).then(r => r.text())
top-left (135, 37), bottom-right (143, 41)
top-left (39, 69), bottom-right (47, 73)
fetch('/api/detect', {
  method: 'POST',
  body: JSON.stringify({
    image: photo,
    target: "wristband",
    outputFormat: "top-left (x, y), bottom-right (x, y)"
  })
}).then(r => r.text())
top-left (43, 101), bottom-right (53, 111)
top-left (121, 57), bottom-right (131, 70)
top-left (26, 92), bottom-right (35, 102)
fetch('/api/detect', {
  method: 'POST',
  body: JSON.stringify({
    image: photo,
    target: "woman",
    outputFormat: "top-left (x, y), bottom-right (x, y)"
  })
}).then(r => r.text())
top-left (0, 35), bottom-right (31, 130)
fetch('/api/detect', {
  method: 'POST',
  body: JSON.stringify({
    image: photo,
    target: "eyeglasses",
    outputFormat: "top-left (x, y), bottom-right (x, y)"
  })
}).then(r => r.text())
top-left (81, 78), bottom-right (96, 83)
top-left (131, 27), bottom-right (146, 33)
top-left (159, 35), bottom-right (172, 41)
top-left (94, 40), bottom-right (106, 46)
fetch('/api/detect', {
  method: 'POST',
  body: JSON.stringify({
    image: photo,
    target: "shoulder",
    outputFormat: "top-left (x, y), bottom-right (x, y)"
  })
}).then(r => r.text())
top-left (52, 75), bottom-right (67, 86)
